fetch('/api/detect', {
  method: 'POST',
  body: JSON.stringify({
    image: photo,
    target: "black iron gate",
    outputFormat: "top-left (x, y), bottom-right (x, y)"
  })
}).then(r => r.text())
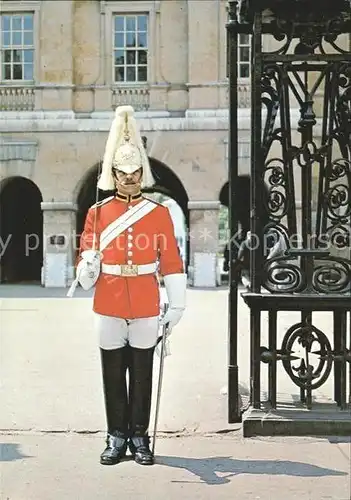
top-left (227, 0), bottom-right (351, 429)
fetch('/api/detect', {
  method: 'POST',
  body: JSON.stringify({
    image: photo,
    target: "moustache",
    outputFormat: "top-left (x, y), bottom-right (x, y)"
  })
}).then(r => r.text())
top-left (121, 180), bottom-right (140, 185)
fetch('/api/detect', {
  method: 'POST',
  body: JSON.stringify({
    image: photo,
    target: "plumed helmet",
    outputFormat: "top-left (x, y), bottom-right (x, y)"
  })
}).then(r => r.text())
top-left (97, 105), bottom-right (155, 191)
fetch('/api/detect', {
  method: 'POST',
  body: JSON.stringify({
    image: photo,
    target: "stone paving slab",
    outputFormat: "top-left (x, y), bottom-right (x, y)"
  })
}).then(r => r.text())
top-left (1, 433), bottom-right (350, 500)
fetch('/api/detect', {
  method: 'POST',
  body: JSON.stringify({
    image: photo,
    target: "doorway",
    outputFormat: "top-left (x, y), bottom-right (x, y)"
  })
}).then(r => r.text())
top-left (0, 176), bottom-right (43, 283)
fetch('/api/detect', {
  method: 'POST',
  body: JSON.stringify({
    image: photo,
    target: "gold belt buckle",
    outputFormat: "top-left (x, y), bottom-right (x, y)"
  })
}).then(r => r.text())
top-left (120, 264), bottom-right (138, 276)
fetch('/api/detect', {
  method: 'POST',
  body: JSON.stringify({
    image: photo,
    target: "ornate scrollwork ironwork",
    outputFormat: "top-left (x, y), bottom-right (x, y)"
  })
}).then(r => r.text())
top-left (229, 0), bottom-right (351, 415)
top-left (281, 322), bottom-right (334, 391)
top-left (236, 1), bottom-right (351, 54)
top-left (335, 63), bottom-right (351, 144)
top-left (260, 214), bottom-right (351, 293)
top-left (323, 158), bottom-right (351, 250)
top-left (294, 141), bottom-right (325, 167)
top-left (313, 257), bottom-right (351, 293)
top-left (258, 34), bottom-right (351, 296)
top-left (260, 64), bottom-right (294, 225)
top-left (261, 65), bottom-right (281, 150)
top-left (261, 224), bottom-right (302, 293)
top-left (263, 256), bottom-right (305, 293)
top-left (263, 252), bottom-right (351, 294)
top-left (321, 18), bottom-right (351, 54)
top-left (264, 160), bottom-right (289, 222)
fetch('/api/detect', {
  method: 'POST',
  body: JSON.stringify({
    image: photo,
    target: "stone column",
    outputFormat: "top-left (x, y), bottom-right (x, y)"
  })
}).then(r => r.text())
top-left (187, 0), bottom-right (220, 109)
top-left (36, 0), bottom-right (73, 111)
top-left (41, 202), bottom-right (77, 287)
top-left (155, 0), bottom-right (188, 112)
top-left (72, 0), bottom-right (101, 113)
top-left (188, 201), bottom-right (221, 287)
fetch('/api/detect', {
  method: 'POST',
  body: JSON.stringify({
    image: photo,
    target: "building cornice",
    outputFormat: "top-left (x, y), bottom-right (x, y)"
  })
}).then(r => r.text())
top-left (188, 201), bottom-right (222, 210)
top-left (41, 202), bottom-right (78, 212)
top-left (0, 109), bottom-right (319, 133)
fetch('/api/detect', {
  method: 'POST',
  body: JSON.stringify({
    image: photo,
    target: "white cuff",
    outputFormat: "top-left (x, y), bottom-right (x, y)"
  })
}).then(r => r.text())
top-left (163, 273), bottom-right (186, 310)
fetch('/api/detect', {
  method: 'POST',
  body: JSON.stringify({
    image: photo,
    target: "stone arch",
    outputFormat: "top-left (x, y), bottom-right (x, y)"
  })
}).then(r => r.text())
top-left (0, 176), bottom-right (43, 283)
top-left (219, 176), bottom-right (251, 234)
top-left (146, 157), bottom-right (189, 219)
top-left (75, 158), bottom-right (190, 267)
top-left (145, 157), bottom-right (189, 268)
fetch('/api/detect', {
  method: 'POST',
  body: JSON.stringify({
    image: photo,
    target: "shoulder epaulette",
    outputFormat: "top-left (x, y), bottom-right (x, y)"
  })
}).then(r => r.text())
top-left (91, 196), bottom-right (114, 209)
top-left (142, 196), bottom-right (163, 207)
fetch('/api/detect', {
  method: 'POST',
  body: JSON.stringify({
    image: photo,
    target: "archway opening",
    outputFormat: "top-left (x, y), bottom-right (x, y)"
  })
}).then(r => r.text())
top-left (0, 176), bottom-right (43, 283)
top-left (144, 158), bottom-right (189, 268)
top-left (218, 176), bottom-right (251, 280)
top-left (218, 176), bottom-right (270, 277)
top-left (219, 176), bottom-right (252, 235)
top-left (75, 158), bottom-right (189, 268)
top-left (218, 182), bottom-right (230, 281)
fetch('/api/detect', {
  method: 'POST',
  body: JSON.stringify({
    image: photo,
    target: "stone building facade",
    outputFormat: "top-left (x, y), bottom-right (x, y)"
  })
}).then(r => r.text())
top-left (0, 1), bottom-right (348, 287)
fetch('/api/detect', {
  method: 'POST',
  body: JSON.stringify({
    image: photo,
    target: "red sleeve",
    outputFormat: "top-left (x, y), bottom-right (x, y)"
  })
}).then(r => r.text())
top-left (157, 206), bottom-right (184, 276)
top-left (76, 208), bottom-right (100, 265)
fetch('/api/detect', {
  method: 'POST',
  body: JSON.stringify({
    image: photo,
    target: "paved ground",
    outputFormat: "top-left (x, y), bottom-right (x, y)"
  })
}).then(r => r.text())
top-left (0, 284), bottom-right (337, 434)
top-left (0, 285), bottom-right (350, 499)
top-left (1, 433), bottom-right (350, 500)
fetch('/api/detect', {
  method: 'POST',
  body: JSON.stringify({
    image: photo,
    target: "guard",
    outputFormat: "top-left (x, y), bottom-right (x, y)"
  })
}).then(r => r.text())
top-left (73, 105), bottom-right (186, 465)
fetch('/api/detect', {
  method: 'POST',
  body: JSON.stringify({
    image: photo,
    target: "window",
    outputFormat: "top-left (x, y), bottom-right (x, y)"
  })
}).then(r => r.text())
top-left (0, 13), bottom-right (34, 82)
top-left (113, 14), bottom-right (148, 84)
top-left (238, 34), bottom-right (250, 79)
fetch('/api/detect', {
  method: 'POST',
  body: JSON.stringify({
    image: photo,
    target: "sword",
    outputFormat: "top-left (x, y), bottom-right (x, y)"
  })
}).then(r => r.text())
top-left (92, 162), bottom-right (102, 251)
top-left (152, 303), bottom-right (169, 455)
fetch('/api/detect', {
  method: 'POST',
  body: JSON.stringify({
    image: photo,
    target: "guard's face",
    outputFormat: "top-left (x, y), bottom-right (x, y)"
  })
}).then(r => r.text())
top-left (113, 168), bottom-right (142, 195)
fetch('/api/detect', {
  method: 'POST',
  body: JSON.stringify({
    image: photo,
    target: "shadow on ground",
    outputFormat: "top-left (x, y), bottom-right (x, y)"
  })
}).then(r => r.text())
top-left (0, 443), bottom-right (32, 462)
top-left (155, 455), bottom-right (348, 485)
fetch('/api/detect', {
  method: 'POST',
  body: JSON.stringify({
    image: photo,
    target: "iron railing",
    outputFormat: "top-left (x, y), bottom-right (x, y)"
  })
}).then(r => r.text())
top-left (227, 0), bottom-right (351, 421)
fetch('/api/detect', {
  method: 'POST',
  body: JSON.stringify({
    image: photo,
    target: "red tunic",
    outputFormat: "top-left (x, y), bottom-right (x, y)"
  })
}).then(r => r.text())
top-left (78, 193), bottom-right (184, 319)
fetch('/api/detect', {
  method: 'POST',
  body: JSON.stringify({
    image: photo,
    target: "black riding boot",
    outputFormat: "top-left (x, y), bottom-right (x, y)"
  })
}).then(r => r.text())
top-left (128, 346), bottom-right (155, 465)
top-left (100, 346), bottom-right (129, 465)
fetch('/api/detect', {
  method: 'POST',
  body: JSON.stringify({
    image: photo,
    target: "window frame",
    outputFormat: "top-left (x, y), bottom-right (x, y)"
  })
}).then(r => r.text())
top-left (104, 1), bottom-right (159, 87)
top-left (113, 13), bottom-right (149, 85)
top-left (237, 33), bottom-right (251, 80)
top-left (0, 1), bottom-right (40, 85)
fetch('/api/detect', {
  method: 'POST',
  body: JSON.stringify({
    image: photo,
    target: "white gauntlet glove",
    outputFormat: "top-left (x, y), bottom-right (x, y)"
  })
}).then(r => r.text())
top-left (78, 250), bottom-right (102, 290)
top-left (67, 250), bottom-right (102, 297)
top-left (159, 273), bottom-right (186, 331)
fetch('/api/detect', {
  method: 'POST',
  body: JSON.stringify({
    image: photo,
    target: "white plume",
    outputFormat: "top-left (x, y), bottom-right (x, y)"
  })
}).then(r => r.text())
top-left (98, 105), bottom-right (154, 191)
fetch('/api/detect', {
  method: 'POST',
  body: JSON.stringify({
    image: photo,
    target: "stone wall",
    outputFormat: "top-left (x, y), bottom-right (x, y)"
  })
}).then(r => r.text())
top-left (1, 1), bottom-right (348, 286)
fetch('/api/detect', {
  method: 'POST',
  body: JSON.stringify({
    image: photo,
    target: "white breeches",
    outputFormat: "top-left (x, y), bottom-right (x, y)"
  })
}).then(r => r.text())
top-left (94, 313), bottom-right (160, 350)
